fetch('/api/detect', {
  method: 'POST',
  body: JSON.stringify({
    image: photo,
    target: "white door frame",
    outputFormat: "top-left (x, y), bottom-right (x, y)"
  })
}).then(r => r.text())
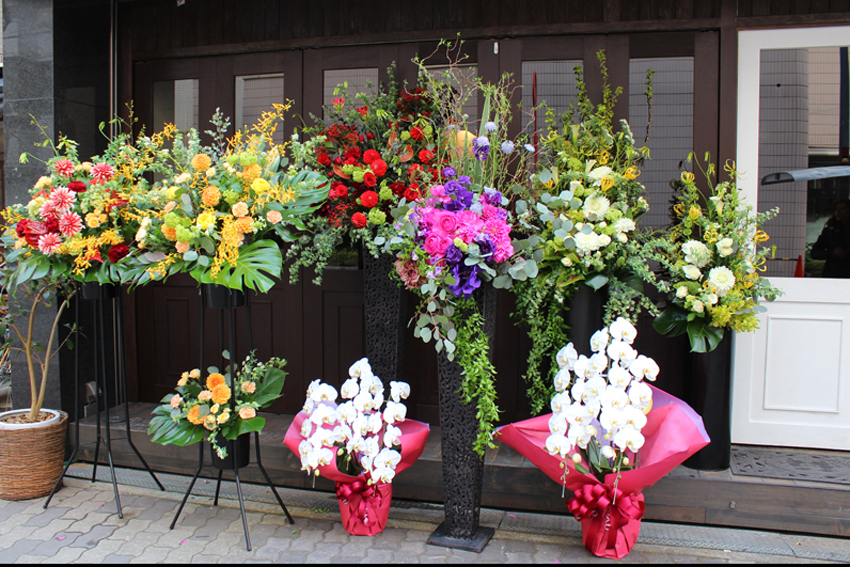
top-left (734, 25), bottom-right (850, 450)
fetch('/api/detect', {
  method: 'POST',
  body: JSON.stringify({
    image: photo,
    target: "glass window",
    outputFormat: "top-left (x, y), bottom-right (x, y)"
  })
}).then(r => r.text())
top-left (235, 73), bottom-right (285, 145)
top-left (152, 78), bottom-right (199, 133)
top-left (758, 47), bottom-right (850, 278)
top-left (629, 57), bottom-right (695, 230)
top-left (423, 64), bottom-right (479, 129)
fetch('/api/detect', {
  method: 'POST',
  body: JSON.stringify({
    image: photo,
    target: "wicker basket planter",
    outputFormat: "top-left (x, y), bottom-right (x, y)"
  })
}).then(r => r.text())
top-left (0, 410), bottom-right (68, 501)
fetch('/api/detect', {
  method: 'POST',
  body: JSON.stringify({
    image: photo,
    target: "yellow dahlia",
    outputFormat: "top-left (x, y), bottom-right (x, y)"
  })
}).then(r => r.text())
top-left (206, 373), bottom-right (226, 390)
top-left (191, 153), bottom-right (212, 172)
top-left (202, 186), bottom-right (221, 207)
top-left (212, 383), bottom-right (231, 405)
top-left (187, 406), bottom-right (203, 425)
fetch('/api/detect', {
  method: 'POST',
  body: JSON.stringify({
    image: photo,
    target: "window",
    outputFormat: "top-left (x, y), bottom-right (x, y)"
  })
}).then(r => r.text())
top-left (235, 73), bottom-right (285, 145)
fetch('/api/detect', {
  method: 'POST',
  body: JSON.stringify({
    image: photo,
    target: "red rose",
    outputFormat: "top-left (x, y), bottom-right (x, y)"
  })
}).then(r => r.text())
top-left (363, 149), bottom-right (381, 165)
top-left (317, 153), bottom-right (332, 167)
top-left (370, 159), bottom-right (387, 177)
top-left (351, 212), bottom-right (368, 228)
top-left (107, 243), bottom-right (130, 263)
top-left (344, 157), bottom-right (358, 166)
top-left (334, 184), bottom-right (349, 199)
top-left (360, 191), bottom-right (379, 208)
top-left (366, 132), bottom-right (374, 140)
top-left (344, 147), bottom-right (361, 161)
top-left (390, 182), bottom-right (406, 196)
top-left (334, 157), bottom-right (343, 165)
top-left (418, 149), bottom-right (434, 163)
top-left (363, 171), bottom-right (377, 188)
top-left (68, 181), bottom-right (87, 193)
top-left (356, 106), bottom-right (368, 116)
top-left (410, 126), bottom-right (424, 141)
top-left (403, 185), bottom-right (421, 201)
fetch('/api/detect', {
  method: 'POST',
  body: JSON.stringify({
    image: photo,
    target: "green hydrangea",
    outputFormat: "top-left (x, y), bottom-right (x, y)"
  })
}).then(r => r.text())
top-left (367, 208), bottom-right (386, 225)
top-left (239, 152), bottom-right (257, 167)
top-left (164, 212), bottom-right (182, 229)
top-left (222, 190), bottom-right (240, 206)
top-left (400, 131), bottom-right (411, 142)
top-left (604, 208), bottom-right (623, 222)
top-left (351, 170), bottom-right (365, 184)
top-left (379, 185), bottom-right (393, 201)
top-left (175, 226), bottom-right (195, 242)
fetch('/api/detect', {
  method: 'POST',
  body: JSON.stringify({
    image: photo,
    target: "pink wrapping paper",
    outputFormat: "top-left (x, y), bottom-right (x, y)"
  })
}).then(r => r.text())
top-left (335, 481), bottom-right (393, 536)
top-left (284, 410), bottom-right (430, 535)
top-left (495, 385), bottom-right (709, 559)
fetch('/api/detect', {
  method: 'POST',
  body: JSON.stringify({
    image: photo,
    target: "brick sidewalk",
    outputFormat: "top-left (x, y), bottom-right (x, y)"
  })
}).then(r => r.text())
top-left (0, 478), bottom-right (841, 564)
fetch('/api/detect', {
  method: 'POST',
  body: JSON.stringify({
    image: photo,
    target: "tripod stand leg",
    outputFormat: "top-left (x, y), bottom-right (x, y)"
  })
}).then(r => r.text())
top-left (171, 443), bottom-right (204, 530)
top-left (213, 469), bottom-right (223, 507)
top-left (254, 431), bottom-right (293, 523)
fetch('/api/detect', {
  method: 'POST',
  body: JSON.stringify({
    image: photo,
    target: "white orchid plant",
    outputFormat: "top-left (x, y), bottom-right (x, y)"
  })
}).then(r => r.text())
top-left (545, 317), bottom-right (656, 483)
top-left (297, 358), bottom-right (411, 485)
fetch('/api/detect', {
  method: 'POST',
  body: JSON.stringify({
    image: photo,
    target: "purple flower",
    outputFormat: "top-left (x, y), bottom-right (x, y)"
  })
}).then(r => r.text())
top-left (442, 166), bottom-right (457, 179)
top-left (457, 175), bottom-right (472, 187)
top-left (485, 121), bottom-right (497, 132)
top-left (483, 187), bottom-right (503, 206)
top-left (445, 244), bottom-right (464, 264)
top-left (524, 143), bottom-right (536, 153)
top-left (475, 234), bottom-right (495, 258)
top-left (501, 140), bottom-right (515, 154)
top-left (473, 137), bottom-right (490, 161)
top-left (448, 263), bottom-right (481, 298)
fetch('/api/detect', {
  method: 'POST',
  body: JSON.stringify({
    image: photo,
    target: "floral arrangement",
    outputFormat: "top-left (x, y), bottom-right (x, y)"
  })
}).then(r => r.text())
top-left (129, 104), bottom-right (328, 293)
top-left (383, 54), bottom-right (537, 455)
top-left (148, 351), bottom-right (286, 458)
top-left (497, 319), bottom-right (710, 559)
top-left (285, 67), bottom-right (443, 283)
top-left (283, 357), bottom-right (429, 536)
top-left (544, 317), bottom-right (655, 482)
top-left (511, 52), bottom-right (661, 414)
top-left (296, 358), bottom-right (410, 483)
top-left (1, 118), bottom-right (168, 285)
top-left (651, 157), bottom-right (782, 352)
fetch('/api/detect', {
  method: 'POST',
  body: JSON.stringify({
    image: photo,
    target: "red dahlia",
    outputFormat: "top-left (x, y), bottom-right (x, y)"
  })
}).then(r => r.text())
top-left (363, 149), bottom-right (381, 165)
top-left (360, 191), bottom-right (379, 208)
top-left (107, 243), bottom-right (130, 263)
top-left (351, 212), bottom-right (368, 228)
top-left (370, 159), bottom-right (387, 177)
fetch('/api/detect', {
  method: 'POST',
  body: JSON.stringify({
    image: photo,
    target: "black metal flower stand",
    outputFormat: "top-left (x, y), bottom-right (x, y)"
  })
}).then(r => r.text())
top-left (427, 286), bottom-right (496, 553)
top-left (564, 284), bottom-right (609, 352)
top-left (362, 252), bottom-right (405, 382)
top-left (683, 334), bottom-right (733, 470)
top-left (44, 282), bottom-right (164, 518)
top-left (168, 284), bottom-right (293, 551)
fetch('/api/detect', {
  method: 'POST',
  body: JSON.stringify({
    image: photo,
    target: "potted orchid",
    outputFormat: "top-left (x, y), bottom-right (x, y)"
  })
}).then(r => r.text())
top-left (497, 317), bottom-right (710, 559)
top-left (284, 357), bottom-right (429, 536)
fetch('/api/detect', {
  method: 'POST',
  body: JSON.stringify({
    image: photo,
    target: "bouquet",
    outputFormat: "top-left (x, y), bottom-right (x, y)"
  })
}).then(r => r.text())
top-left (1, 119), bottom-right (167, 285)
top-left (283, 357), bottom-right (429, 536)
top-left (148, 351), bottom-right (286, 459)
top-left (129, 104), bottom-right (327, 293)
top-left (651, 157), bottom-right (783, 352)
top-left (511, 52), bottom-right (661, 414)
top-left (285, 67), bottom-right (443, 283)
top-left (497, 318), bottom-right (709, 559)
top-left (384, 70), bottom-right (537, 456)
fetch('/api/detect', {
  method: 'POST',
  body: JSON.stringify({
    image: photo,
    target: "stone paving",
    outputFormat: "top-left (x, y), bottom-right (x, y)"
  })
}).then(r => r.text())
top-left (0, 477), bottom-right (844, 564)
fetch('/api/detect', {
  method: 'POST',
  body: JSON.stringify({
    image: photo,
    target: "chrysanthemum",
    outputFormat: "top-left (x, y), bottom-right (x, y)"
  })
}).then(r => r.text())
top-left (233, 216), bottom-right (254, 234)
top-left (49, 186), bottom-right (76, 214)
top-left (186, 405), bottom-right (203, 425)
top-left (206, 373), bottom-right (225, 390)
top-left (37, 233), bottom-right (62, 255)
top-left (58, 212), bottom-right (83, 237)
top-left (708, 266), bottom-right (736, 296)
top-left (582, 193), bottom-right (610, 220)
top-left (574, 231), bottom-right (602, 255)
top-left (53, 159), bottom-right (76, 177)
top-left (90, 162), bottom-right (115, 184)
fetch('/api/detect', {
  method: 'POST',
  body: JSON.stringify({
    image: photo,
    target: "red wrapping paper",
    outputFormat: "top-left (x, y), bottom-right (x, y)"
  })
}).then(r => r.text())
top-left (496, 385), bottom-right (709, 559)
top-left (284, 409), bottom-right (430, 535)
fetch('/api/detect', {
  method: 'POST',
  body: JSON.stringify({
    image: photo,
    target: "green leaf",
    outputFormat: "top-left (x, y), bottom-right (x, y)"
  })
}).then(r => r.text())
top-left (585, 275), bottom-right (608, 291)
top-left (420, 328), bottom-right (432, 343)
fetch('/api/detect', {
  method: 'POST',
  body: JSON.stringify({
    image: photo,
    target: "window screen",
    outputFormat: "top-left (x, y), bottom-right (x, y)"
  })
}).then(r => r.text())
top-left (423, 64), bottom-right (479, 129)
top-left (323, 68), bottom-right (380, 123)
top-left (629, 57), bottom-right (694, 230)
top-left (236, 73), bottom-right (285, 146)
top-left (521, 60), bottom-right (582, 134)
top-left (153, 78), bottom-right (199, 133)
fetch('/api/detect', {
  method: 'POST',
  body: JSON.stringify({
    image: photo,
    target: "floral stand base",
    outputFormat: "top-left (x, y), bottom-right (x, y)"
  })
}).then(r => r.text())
top-left (568, 483), bottom-right (645, 559)
top-left (336, 480), bottom-right (393, 536)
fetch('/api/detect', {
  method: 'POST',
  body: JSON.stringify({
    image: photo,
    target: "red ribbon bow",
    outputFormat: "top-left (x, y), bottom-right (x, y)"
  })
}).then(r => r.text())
top-left (336, 479), bottom-right (383, 526)
top-left (567, 483), bottom-right (644, 529)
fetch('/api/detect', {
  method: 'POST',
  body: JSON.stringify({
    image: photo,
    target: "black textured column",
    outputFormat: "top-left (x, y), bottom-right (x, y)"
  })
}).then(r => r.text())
top-left (362, 252), bottom-right (405, 383)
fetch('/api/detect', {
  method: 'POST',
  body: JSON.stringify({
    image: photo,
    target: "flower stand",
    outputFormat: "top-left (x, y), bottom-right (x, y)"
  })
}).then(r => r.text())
top-left (683, 334), bottom-right (733, 470)
top-left (169, 284), bottom-right (294, 551)
top-left (44, 282), bottom-right (164, 517)
top-left (427, 286), bottom-right (496, 552)
top-left (363, 252), bottom-right (405, 383)
top-left (496, 386), bottom-right (710, 559)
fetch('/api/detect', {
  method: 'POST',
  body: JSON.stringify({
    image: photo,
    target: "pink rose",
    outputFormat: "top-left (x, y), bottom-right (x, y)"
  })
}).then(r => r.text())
top-left (424, 233), bottom-right (451, 257)
top-left (437, 211), bottom-right (458, 236)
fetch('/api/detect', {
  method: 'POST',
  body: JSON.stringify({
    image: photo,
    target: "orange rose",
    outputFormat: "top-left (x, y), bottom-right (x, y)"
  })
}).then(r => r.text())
top-left (239, 406), bottom-right (256, 420)
top-left (175, 242), bottom-right (190, 254)
top-left (212, 383), bottom-right (231, 405)
top-left (198, 390), bottom-right (213, 402)
top-left (187, 405), bottom-right (203, 425)
top-left (161, 226), bottom-right (177, 241)
top-left (240, 381), bottom-right (256, 394)
top-left (206, 373), bottom-right (226, 390)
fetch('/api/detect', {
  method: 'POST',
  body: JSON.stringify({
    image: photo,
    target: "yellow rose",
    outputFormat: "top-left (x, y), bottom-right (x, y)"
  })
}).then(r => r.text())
top-left (217, 410), bottom-right (230, 424)
top-left (81, 161), bottom-right (93, 172)
top-left (165, 186), bottom-right (178, 200)
top-left (34, 176), bottom-right (53, 189)
top-left (189, 369), bottom-right (201, 379)
top-left (203, 414), bottom-right (216, 430)
top-left (85, 213), bottom-right (105, 228)
top-left (210, 404), bottom-right (220, 414)
top-left (197, 211), bottom-right (216, 231)
top-left (251, 178), bottom-right (270, 194)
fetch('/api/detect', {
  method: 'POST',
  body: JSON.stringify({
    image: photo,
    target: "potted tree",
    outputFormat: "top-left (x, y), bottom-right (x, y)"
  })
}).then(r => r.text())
top-left (0, 266), bottom-right (75, 500)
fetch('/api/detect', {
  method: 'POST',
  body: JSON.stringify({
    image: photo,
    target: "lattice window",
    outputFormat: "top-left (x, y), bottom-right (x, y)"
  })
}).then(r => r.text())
top-left (235, 73), bottom-right (285, 146)
top-left (521, 60), bottom-right (582, 134)
top-left (323, 68), bottom-right (380, 123)
top-left (423, 64), bottom-right (479, 129)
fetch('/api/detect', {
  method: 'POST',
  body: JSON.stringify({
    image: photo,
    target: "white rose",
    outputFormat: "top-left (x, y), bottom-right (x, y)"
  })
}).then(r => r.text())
top-left (676, 286), bottom-right (689, 298)
top-left (692, 300), bottom-right (705, 313)
top-left (682, 264), bottom-right (702, 280)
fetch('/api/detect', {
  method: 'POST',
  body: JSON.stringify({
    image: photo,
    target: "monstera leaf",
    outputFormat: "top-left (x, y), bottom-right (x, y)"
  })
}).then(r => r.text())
top-left (191, 239), bottom-right (282, 294)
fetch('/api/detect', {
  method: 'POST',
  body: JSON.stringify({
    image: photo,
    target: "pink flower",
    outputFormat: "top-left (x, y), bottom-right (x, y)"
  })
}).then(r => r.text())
top-left (39, 200), bottom-right (57, 220)
top-left (232, 202), bottom-right (249, 218)
top-left (480, 203), bottom-right (503, 221)
top-left (53, 159), bottom-right (75, 177)
top-left (49, 186), bottom-right (76, 214)
top-left (437, 211), bottom-right (458, 236)
top-left (90, 163), bottom-right (115, 184)
top-left (58, 212), bottom-right (83, 237)
top-left (455, 210), bottom-right (485, 244)
top-left (37, 233), bottom-right (62, 255)
top-left (424, 233), bottom-right (451, 258)
top-left (430, 185), bottom-right (446, 198)
top-left (266, 210), bottom-right (282, 224)
top-left (484, 218), bottom-right (510, 240)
